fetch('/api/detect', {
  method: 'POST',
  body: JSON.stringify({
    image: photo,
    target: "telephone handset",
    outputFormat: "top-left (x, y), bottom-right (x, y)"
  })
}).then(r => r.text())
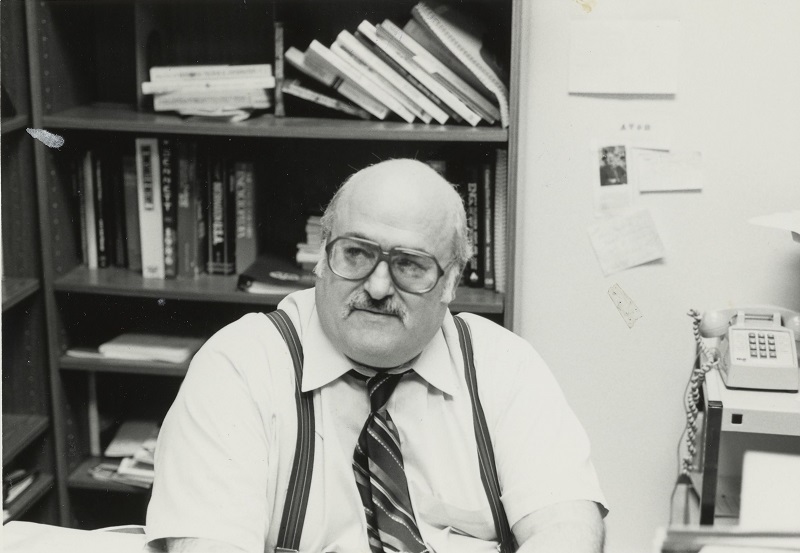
top-left (698, 306), bottom-right (800, 392)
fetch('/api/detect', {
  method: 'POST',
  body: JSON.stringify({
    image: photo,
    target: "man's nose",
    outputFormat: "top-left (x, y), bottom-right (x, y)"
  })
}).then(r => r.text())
top-left (363, 260), bottom-right (395, 300)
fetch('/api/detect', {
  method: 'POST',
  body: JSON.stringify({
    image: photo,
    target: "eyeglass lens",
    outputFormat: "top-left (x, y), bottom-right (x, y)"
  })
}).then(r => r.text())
top-left (328, 237), bottom-right (440, 293)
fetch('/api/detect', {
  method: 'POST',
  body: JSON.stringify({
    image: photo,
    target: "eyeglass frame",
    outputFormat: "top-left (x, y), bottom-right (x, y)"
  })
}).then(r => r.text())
top-left (324, 235), bottom-right (453, 294)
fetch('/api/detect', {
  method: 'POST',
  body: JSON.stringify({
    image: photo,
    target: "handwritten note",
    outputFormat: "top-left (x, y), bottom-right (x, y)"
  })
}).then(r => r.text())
top-left (588, 208), bottom-right (665, 275)
top-left (631, 149), bottom-right (704, 192)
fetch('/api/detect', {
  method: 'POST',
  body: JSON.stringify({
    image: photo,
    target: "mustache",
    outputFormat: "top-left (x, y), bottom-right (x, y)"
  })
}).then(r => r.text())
top-left (345, 290), bottom-right (408, 322)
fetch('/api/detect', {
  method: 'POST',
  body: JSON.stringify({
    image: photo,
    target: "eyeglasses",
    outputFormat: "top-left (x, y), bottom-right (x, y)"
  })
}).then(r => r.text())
top-left (325, 236), bottom-right (447, 294)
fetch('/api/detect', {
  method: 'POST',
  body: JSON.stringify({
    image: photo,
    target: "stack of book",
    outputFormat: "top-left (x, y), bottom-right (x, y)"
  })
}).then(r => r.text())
top-left (278, 1), bottom-right (508, 127)
top-left (295, 215), bottom-right (322, 272)
top-left (3, 469), bottom-right (38, 515)
top-left (98, 333), bottom-right (205, 364)
top-left (89, 420), bottom-right (159, 489)
top-left (141, 64), bottom-right (276, 122)
top-left (75, 138), bottom-right (259, 280)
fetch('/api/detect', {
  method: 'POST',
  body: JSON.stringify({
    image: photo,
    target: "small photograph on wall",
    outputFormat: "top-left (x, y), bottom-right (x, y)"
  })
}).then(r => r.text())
top-left (599, 145), bottom-right (628, 186)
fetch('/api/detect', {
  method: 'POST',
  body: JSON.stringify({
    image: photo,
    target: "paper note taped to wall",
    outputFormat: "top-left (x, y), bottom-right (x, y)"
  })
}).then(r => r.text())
top-left (630, 149), bottom-right (704, 192)
top-left (569, 20), bottom-right (681, 94)
top-left (588, 208), bottom-right (665, 275)
top-left (608, 283), bottom-right (642, 328)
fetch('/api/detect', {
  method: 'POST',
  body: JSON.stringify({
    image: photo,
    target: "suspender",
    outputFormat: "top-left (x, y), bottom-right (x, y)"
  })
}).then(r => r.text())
top-left (267, 310), bottom-right (517, 553)
top-left (453, 315), bottom-right (518, 553)
top-left (265, 310), bottom-right (315, 553)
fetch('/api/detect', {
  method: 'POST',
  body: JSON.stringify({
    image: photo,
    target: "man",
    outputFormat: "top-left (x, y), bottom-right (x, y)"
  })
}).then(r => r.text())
top-left (146, 159), bottom-right (607, 553)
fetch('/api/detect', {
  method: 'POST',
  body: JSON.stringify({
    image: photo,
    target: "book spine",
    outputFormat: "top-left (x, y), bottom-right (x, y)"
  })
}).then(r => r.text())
top-left (482, 162), bottom-right (494, 291)
top-left (282, 80), bottom-right (371, 120)
top-left (224, 160), bottom-right (237, 275)
top-left (207, 158), bottom-right (226, 275)
top-left (355, 24), bottom-right (454, 124)
top-left (149, 64), bottom-right (273, 81)
top-left (234, 161), bottom-right (257, 275)
top-left (110, 155), bottom-right (127, 268)
top-left (493, 149), bottom-right (508, 293)
top-left (93, 153), bottom-right (110, 268)
top-left (177, 141), bottom-right (200, 278)
top-left (153, 89), bottom-right (270, 111)
top-left (83, 151), bottom-right (98, 269)
top-left (160, 138), bottom-right (178, 279)
top-left (273, 21), bottom-right (286, 117)
top-left (122, 154), bottom-right (142, 272)
top-left (74, 157), bottom-right (89, 268)
top-left (195, 151), bottom-right (209, 277)
top-left (465, 166), bottom-right (482, 287)
top-left (328, 42), bottom-right (416, 123)
top-left (374, 22), bottom-right (481, 126)
top-left (135, 138), bottom-right (165, 279)
top-left (142, 77), bottom-right (276, 95)
top-left (337, 30), bottom-right (436, 123)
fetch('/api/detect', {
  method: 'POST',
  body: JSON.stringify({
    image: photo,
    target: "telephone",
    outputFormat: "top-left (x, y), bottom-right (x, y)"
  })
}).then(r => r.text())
top-left (698, 306), bottom-right (800, 392)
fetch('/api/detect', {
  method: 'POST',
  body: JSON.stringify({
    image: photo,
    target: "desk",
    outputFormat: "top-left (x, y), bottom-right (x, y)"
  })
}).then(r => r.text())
top-left (3, 521), bottom-right (161, 553)
top-left (691, 369), bottom-right (800, 525)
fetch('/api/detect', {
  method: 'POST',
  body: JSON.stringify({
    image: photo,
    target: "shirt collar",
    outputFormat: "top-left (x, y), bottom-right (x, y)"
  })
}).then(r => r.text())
top-left (301, 303), bottom-right (460, 397)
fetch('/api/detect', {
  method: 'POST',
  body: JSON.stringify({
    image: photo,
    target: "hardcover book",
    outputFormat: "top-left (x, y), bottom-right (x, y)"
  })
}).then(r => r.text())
top-left (160, 138), bottom-right (178, 278)
top-left (135, 138), bottom-right (165, 279)
top-left (237, 253), bottom-right (316, 295)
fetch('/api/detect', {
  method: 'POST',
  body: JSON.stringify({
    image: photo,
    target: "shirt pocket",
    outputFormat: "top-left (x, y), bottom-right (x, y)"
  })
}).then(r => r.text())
top-left (415, 492), bottom-right (496, 542)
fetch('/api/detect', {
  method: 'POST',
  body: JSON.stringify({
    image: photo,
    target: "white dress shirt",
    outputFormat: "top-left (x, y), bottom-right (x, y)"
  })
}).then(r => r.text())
top-left (146, 288), bottom-right (607, 553)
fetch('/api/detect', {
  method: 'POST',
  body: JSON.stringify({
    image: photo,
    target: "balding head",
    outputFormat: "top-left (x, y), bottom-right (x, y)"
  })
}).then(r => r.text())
top-left (318, 159), bottom-right (470, 297)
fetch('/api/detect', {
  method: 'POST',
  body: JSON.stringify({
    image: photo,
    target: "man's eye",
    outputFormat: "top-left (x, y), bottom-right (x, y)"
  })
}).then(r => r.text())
top-left (395, 256), bottom-right (427, 274)
top-left (344, 246), bottom-right (372, 259)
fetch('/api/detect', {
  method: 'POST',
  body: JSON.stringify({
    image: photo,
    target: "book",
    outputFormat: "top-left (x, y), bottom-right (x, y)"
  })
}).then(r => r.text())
top-left (403, 16), bottom-right (494, 101)
top-left (135, 138), bottom-right (165, 279)
top-left (237, 253), bottom-right (316, 295)
top-left (327, 41), bottom-right (417, 123)
top-left (103, 420), bottom-right (159, 458)
top-left (149, 64), bottom-right (272, 82)
top-left (108, 155), bottom-right (127, 268)
top-left (374, 20), bottom-right (481, 126)
top-left (141, 77), bottom-right (276, 95)
top-left (465, 166), bottom-right (482, 287)
top-left (482, 162), bottom-right (494, 290)
top-left (335, 30), bottom-right (436, 124)
top-left (282, 79), bottom-right (371, 119)
top-left (493, 148), bottom-right (508, 293)
top-left (381, 19), bottom-right (499, 124)
top-left (234, 161), bottom-right (257, 275)
top-left (153, 88), bottom-right (271, 112)
top-left (353, 28), bottom-right (452, 125)
top-left (411, 1), bottom-right (510, 127)
top-left (206, 158), bottom-right (234, 275)
top-left (3, 470), bottom-right (37, 506)
top-left (92, 153), bottom-right (109, 268)
top-left (285, 46), bottom-right (390, 120)
top-left (176, 140), bottom-right (203, 278)
top-left (305, 40), bottom-right (402, 121)
top-left (98, 333), bottom-right (205, 364)
top-left (81, 151), bottom-right (98, 269)
top-left (122, 155), bottom-right (142, 272)
top-left (160, 138), bottom-right (178, 278)
top-left (273, 21), bottom-right (286, 117)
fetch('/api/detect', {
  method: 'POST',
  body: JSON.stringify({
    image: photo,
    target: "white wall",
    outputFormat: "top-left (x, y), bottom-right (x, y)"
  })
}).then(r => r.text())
top-left (514, 1), bottom-right (800, 551)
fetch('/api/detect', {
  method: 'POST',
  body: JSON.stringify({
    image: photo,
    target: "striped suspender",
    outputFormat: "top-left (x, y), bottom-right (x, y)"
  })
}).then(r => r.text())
top-left (267, 310), bottom-right (516, 553)
top-left (266, 310), bottom-right (314, 553)
top-left (454, 315), bottom-right (519, 553)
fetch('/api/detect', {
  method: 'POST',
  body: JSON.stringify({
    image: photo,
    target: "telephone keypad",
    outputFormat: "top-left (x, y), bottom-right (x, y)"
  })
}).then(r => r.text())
top-left (749, 331), bottom-right (779, 358)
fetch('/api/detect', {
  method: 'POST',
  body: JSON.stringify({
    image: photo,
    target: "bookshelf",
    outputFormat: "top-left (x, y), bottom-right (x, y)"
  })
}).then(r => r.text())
top-left (20, 0), bottom-right (522, 527)
top-left (1, 0), bottom-right (59, 525)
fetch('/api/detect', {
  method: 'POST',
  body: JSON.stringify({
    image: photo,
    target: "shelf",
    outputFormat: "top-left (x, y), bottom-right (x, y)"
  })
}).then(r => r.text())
top-left (2, 414), bottom-right (49, 464)
top-left (54, 266), bottom-right (505, 313)
top-left (60, 355), bottom-right (190, 377)
top-left (2, 277), bottom-right (40, 313)
top-left (1, 114), bottom-right (29, 135)
top-left (43, 103), bottom-right (509, 142)
top-left (67, 457), bottom-right (150, 494)
top-left (3, 473), bottom-right (54, 523)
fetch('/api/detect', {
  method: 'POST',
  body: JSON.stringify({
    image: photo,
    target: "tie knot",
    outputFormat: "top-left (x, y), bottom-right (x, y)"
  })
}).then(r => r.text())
top-left (366, 370), bottom-right (410, 413)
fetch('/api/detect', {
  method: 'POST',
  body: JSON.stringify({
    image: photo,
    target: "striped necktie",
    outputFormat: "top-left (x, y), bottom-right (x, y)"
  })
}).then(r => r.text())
top-left (351, 369), bottom-right (427, 553)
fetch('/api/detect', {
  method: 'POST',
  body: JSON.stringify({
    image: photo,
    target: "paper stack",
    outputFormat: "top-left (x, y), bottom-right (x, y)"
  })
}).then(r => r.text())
top-left (90, 420), bottom-right (159, 489)
top-left (296, 215), bottom-right (323, 272)
top-left (98, 333), bottom-right (205, 364)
